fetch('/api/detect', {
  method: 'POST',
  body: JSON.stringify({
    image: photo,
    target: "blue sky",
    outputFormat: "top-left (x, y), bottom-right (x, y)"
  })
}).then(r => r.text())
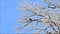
top-left (1, 0), bottom-right (22, 33)
top-left (1, 0), bottom-right (48, 34)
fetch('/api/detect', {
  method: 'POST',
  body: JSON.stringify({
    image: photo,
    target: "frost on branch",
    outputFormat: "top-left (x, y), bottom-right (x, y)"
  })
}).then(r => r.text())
top-left (15, 0), bottom-right (60, 34)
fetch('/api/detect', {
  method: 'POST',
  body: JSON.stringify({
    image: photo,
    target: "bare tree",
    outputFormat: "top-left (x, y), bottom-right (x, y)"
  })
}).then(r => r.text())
top-left (15, 0), bottom-right (60, 34)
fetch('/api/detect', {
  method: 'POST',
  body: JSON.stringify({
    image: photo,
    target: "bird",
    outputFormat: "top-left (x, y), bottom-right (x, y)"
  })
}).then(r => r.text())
top-left (29, 18), bottom-right (33, 22)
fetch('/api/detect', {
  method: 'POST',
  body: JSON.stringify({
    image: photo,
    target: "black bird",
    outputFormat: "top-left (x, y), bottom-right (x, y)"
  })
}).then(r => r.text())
top-left (29, 18), bottom-right (33, 22)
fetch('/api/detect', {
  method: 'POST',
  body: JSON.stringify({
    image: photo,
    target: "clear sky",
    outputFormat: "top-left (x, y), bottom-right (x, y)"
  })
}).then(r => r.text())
top-left (1, 0), bottom-right (48, 34)
top-left (1, 0), bottom-right (22, 33)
